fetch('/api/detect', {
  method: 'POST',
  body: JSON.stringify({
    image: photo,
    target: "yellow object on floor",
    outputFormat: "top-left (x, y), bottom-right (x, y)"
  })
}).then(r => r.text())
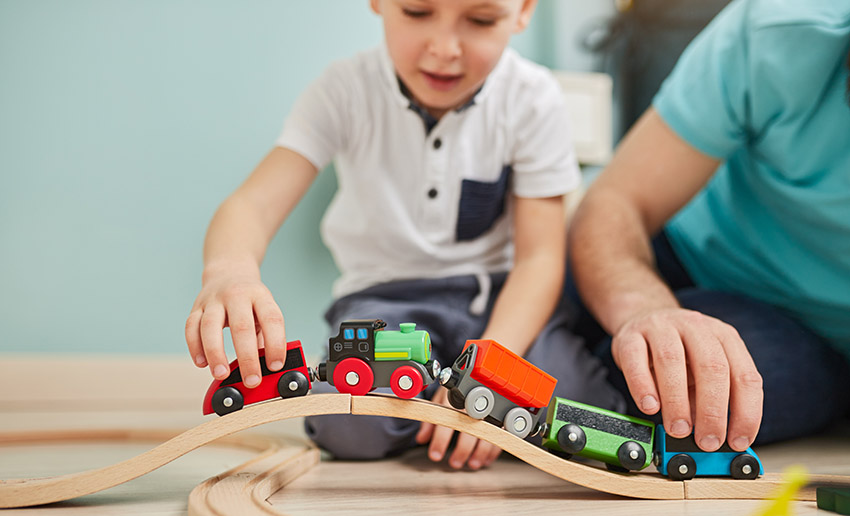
top-left (753, 465), bottom-right (809, 516)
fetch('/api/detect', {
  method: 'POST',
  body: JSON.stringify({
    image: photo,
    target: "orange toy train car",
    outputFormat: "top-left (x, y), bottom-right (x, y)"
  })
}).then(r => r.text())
top-left (438, 339), bottom-right (556, 438)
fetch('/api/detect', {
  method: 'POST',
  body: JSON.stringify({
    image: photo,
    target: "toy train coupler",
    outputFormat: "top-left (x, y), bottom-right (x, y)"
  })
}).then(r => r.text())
top-left (438, 367), bottom-right (458, 389)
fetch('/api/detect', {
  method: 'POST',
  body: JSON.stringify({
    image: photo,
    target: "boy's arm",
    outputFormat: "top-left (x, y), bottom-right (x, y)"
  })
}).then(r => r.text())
top-left (569, 108), bottom-right (762, 452)
top-left (417, 193), bottom-right (567, 470)
top-left (185, 147), bottom-right (318, 387)
top-left (479, 194), bottom-right (567, 354)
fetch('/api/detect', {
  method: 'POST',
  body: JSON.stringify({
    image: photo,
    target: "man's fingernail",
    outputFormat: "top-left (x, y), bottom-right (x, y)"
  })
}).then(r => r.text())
top-left (700, 435), bottom-right (720, 451)
top-left (640, 395), bottom-right (658, 412)
top-left (195, 355), bottom-right (207, 366)
top-left (269, 361), bottom-right (283, 371)
top-left (733, 437), bottom-right (750, 450)
top-left (469, 460), bottom-right (481, 469)
top-left (213, 365), bottom-right (228, 377)
top-left (244, 374), bottom-right (261, 387)
top-left (430, 450), bottom-right (442, 461)
top-left (671, 419), bottom-right (690, 436)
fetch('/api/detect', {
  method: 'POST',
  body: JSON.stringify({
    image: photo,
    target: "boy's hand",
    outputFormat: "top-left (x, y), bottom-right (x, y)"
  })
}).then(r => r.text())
top-left (415, 387), bottom-right (502, 470)
top-left (611, 307), bottom-right (763, 453)
top-left (185, 270), bottom-right (287, 388)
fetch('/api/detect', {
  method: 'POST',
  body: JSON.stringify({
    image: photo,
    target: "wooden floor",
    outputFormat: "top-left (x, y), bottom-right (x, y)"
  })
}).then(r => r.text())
top-left (1, 354), bottom-right (848, 515)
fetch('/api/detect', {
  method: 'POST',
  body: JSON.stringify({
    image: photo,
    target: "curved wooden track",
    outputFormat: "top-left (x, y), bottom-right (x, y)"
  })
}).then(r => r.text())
top-left (1, 393), bottom-right (848, 508)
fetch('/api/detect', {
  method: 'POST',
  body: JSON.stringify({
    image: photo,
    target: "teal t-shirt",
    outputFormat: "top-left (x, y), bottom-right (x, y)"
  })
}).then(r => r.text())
top-left (653, 0), bottom-right (850, 358)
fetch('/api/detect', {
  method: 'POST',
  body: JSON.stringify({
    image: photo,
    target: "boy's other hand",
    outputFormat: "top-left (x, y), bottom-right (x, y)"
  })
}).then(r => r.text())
top-left (185, 271), bottom-right (287, 388)
top-left (415, 387), bottom-right (502, 470)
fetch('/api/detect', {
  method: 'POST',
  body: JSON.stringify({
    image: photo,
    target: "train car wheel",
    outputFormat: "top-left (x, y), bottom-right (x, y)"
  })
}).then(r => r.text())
top-left (556, 424), bottom-right (586, 454)
top-left (667, 453), bottom-right (696, 481)
top-left (332, 358), bottom-right (374, 396)
top-left (730, 453), bottom-right (760, 479)
top-left (389, 365), bottom-right (424, 399)
top-left (211, 386), bottom-right (244, 417)
top-left (448, 389), bottom-right (465, 409)
top-left (278, 371), bottom-right (310, 399)
top-left (504, 407), bottom-right (533, 439)
top-left (464, 386), bottom-right (495, 419)
top-left (617, 441), bottom-right (647, 470)
top-left (605, 463), bottom-right (630, 473)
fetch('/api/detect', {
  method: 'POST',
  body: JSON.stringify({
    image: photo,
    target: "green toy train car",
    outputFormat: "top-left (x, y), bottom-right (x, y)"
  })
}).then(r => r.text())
top-left (542, 397), bottom-right (656, 472)
top-left (316, 319), bottom-right (440, 398)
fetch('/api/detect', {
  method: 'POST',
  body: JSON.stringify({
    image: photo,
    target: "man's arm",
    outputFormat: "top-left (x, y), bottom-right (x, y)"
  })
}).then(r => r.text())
top-left (569, 108), bottom-right (763, 452)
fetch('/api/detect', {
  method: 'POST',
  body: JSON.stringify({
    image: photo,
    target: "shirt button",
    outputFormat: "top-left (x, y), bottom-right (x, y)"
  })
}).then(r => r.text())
top-left (433, 138), bottom-right (442, 150)
top-left (428, 188), bottom-right (438, 199)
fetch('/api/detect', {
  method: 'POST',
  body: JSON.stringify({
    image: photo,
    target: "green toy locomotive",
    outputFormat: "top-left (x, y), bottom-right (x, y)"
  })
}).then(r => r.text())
top-left (316, 319), bottom-right (441, 398)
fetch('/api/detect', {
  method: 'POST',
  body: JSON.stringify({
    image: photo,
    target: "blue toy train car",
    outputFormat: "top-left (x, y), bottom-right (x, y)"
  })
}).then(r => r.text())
top-left (654, 424), bottom-right (764, 480)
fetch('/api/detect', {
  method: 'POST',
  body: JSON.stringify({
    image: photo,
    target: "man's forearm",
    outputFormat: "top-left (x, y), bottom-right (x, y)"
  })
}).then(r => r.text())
top-left (569, 187), bottom-right (679, 336)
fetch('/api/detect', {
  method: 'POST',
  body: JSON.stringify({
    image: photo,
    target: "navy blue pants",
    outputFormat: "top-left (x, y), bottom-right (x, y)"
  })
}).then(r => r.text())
top-left (568, 232), bottom-right (850, 445)
top-left (305, 272), bottom-right (626, 459)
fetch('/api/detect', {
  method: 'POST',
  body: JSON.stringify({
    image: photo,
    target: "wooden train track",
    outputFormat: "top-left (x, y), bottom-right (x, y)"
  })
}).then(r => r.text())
top-left (1, 393), bottom-right (848, 509)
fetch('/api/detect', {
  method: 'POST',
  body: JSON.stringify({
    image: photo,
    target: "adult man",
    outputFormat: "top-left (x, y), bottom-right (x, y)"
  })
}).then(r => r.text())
top-left (569, 0), bottom-right (850, 453)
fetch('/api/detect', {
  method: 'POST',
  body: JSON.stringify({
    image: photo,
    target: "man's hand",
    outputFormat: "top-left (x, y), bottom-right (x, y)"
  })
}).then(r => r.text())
top-left (612, 307), bottom-right (763, 452)
top-left (415, 387), bottom-right (502, 470)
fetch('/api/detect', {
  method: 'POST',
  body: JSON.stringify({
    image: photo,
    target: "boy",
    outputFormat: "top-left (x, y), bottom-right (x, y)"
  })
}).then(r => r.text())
top-left (186, 0), bottom-right (624, 469)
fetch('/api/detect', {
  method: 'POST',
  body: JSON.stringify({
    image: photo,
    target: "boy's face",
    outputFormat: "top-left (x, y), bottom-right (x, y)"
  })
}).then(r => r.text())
top-left (371, 0), bottom-right (537, 119)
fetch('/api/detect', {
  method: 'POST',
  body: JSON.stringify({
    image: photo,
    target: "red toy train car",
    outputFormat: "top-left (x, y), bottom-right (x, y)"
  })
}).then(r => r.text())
top-left (202, 340), bottom-right (313, 416)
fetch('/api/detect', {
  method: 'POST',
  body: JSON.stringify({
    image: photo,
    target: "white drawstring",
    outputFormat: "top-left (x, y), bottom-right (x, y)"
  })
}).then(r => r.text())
top-left (468, 271), bottom-right (491, 316)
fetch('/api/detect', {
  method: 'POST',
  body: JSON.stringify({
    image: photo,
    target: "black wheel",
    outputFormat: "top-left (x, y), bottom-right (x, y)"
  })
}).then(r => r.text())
top-left (667, 453), bottom-right (696, 481)
top-left (278, 371), bottom-right (310, 399)
top-left (448, 389), bottom-right (465, 410)
top-left (547, 447), bottom-right (573, 460)
top-left (211, 386), bottom-right (244, 416)
top-left (556, 424), bottom-right (587, 454)
top-left (617, 441), bottom-right (647, 471)
top-left (606, 463), bottom-right (630, 473)
top-left (730, 453), bottom-right (760, 480)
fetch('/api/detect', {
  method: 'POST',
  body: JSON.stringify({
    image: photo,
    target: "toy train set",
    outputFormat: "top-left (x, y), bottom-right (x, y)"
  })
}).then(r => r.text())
top-left (202, 318), bottom-right (763, 481)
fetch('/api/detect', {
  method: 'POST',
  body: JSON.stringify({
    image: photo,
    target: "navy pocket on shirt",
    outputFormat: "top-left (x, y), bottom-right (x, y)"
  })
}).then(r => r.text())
top-left (456, 165), bottom-right (512, 242)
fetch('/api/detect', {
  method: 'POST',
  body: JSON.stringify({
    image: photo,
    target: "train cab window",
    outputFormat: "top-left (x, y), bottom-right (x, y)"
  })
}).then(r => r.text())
top-left (344, 328), bottom-right (354, 340)
top-left (357, 328), bottom-right (368, 339)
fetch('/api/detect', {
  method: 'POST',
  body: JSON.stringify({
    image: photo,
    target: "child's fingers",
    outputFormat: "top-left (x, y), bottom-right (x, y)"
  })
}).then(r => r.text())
top-left (415, 421), bottom-right (435, 444)
top-left (254, 299), bottom-right (286, 370)
top-left (226, 301), bottom-right (261, 388)
top-left (200, 305), bottom-right (228, 379)
top-left (448, 432), bottom-right (477, 469)
top-left (185, 309), bottom-right (206, 367)
top-left (484, 445), bottom-right (502, 466)
top-left (427, 425), bottom-right (455, 462)
top-left (467, 440), bottom-right (494, 470)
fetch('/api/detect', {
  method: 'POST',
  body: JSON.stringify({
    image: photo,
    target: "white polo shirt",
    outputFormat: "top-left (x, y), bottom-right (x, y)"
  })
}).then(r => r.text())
top-left (276, 45), bottom-right (580, 301)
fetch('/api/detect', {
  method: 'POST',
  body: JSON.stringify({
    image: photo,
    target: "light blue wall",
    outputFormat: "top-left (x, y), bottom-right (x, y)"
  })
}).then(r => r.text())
top-left (0, 1), bottom-right (608, 357)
